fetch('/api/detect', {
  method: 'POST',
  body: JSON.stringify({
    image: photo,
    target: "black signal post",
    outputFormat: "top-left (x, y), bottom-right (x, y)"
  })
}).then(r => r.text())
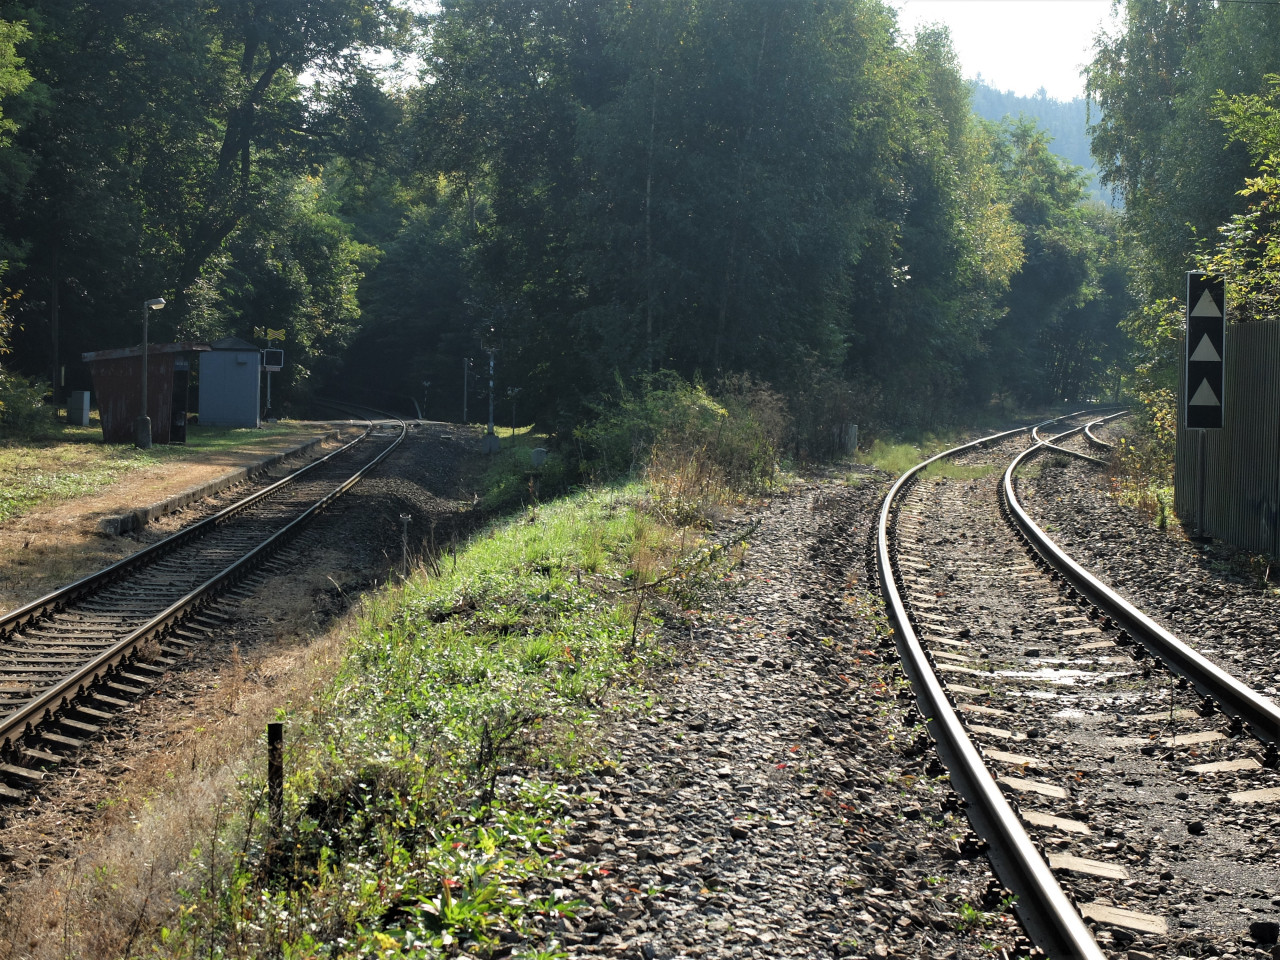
top-left (1184, 272), bottom-right (1225, 431)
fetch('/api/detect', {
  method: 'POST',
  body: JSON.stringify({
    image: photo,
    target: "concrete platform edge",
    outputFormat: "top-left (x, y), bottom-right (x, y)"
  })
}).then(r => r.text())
top-left (98, 432), bottom-right (339, 536)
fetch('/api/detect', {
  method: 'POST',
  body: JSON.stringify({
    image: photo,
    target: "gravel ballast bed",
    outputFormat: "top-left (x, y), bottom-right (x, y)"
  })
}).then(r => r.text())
top-left (1022, 453), bottom-right (1280, 702)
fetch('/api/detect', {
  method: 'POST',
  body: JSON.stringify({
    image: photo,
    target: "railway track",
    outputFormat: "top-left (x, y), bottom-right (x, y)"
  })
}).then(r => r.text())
top-left (878, 412), bottom-right (1280, 957)
top-left (0, 415), bottom-right (405, 794)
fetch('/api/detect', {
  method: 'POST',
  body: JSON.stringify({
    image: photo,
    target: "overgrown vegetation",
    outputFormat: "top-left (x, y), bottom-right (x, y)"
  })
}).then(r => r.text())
top-left (140, 482), bottom-right (740, 959)
top-left (575, 373), bottom-right (787, 522)
top-left (0, 390), bottom-right (771, 959)
top-left (0, 2), bottom-right (1130, 443)
top-left (0, 285), bottom-right (56, 439)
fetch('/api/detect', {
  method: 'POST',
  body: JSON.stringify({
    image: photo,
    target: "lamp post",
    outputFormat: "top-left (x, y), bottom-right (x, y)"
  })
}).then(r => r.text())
top-left (135, 297), bottom-right (166, 449)
top-left (480, 326), bottom-right (500, 454)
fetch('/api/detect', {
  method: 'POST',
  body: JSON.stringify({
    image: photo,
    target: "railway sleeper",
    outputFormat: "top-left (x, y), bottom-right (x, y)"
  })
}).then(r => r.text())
top-left (22, 746), bottom-right (61, 766)
top-left (41, 731), bottom-right (85, 751)
top-left (0, 762), bottom-right (43, 783)
top-left (115, 671), bottom-right (156, 687)
top-left (90, 691), bottom-right (131, 709)
top-left (107, 680), bottom-right (146, 696)
top-left (69, 704), bottom-right (113, 722)
top-left (57, 717), bottom-right (99, 736)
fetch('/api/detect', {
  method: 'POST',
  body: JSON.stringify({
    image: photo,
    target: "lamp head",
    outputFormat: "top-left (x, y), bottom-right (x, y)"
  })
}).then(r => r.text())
top-left (145, 297), bottom-right (166, 310)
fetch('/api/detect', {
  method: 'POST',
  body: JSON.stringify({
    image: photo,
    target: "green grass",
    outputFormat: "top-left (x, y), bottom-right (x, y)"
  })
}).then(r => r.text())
top-left (855, 434), bottom-right (969, 477)
top-left (920, 461), bottom-right (998, 482)
top-left (0, 420), bottom-right (336, 523)
top-left (156, 485), bottom-right (719, 959)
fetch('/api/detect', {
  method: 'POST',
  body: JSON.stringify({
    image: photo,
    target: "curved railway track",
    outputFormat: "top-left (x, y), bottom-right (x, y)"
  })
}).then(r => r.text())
top-left (0, 415), bottom-right (406, 793)
top-left (878, 412), bottom-right (1280, 957)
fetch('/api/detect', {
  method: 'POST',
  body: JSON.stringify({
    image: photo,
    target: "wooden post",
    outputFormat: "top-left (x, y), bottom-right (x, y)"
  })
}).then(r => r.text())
top-left (267, 721), bottom-right (283, 864)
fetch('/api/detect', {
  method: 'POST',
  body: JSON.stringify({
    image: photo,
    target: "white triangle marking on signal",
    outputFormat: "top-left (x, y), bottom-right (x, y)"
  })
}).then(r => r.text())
top-left (1189, 333), bottom-right (1221, 362)
top-left (1191, 289), bottom-right (1222, 317)
top-left (1189, 379), bottom-right (1221, 406)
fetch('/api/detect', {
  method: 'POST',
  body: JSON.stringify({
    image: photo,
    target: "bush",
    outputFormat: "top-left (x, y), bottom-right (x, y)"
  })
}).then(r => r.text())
top-left (475, 440), bottom-right (577, 515)
top-left (575, 372), bottom-right (787, 522)
top-left (0, 367), bottom-right (55, 437)
top-left (0, 281), bottom-right (56, 438)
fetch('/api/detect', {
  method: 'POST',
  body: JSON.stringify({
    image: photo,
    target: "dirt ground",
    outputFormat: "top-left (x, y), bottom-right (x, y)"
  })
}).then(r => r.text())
top-left (0, 422), bottom-right (481, 955)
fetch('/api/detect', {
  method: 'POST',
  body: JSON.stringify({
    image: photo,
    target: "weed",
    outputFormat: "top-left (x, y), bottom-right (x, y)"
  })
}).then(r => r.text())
top-left (957, 901), bottom-right (988, 931)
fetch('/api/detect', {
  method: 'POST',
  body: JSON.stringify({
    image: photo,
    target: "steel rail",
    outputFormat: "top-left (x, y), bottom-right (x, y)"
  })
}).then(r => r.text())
top-left (0, 418), bottom-right (407, 752)
top-left (0, 423), bottom-right (373, 638)
top-left (1003, 417), bottom-right (1280, 747)
top-left (1037, 441), bottom-right (1108, 467)
top-left (876, 417), bottom-right (1106, 960)
top-left (1083, 416), bottom-right (1121, 450)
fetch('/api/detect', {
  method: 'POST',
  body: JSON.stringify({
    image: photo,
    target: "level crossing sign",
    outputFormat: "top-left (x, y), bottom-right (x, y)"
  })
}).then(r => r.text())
top-left (1184, 272), bottom-right (1225, 430)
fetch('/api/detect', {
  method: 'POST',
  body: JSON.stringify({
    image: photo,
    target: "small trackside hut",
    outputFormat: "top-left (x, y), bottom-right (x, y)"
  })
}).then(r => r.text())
top-left (81, 342), bottom-right (209, 444)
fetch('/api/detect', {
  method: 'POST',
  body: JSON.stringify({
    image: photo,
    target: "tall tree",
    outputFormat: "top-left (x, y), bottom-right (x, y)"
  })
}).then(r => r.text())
top-left (844, 24), bottom-right (1022, 425)
top-left (1088, 0), bottom-right (1280, 292)
top-left (0, 14), bottom-right (31, 269)
top-left (575, 0), bottom-right (890, 384)
top-left (980, 117), bottom-right (1107, 404)
top-left (0, 0), bottom-right (409, 381)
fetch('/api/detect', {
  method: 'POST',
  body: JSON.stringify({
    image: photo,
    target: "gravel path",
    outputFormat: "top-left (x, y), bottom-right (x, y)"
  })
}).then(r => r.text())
top-left (547, 476), bottom-right (1033, 960)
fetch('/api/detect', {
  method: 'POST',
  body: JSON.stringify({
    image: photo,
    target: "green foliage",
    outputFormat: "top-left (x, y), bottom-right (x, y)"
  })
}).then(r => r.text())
top-left (978, 116), bottom-right (1132, 406)
top-left (1088, 0), bottom-right (1280, 294)
top-left (0, 16), bottom-right (30, 142)
top-left (1110, 388), bottom-right (1176, 521)
top-left (1202, 76), bottom-right (1280, 323)
top-left (398, 1), bottom-right (1099, 433)
top-left (0, 0), bottom-right (410, 398)
top-left (843, 23), bottom-right (1026, 428)
top-left (0, 0), bottom-right (1141, 441)
top-left (0, 283), bottom-right (54, 438)
top-left (1107, 72), bottom-right (1280, 504)
top-left (0, 365), bottom-right (50, 436)
top-left (969, 81), bottom-right (1107, 205)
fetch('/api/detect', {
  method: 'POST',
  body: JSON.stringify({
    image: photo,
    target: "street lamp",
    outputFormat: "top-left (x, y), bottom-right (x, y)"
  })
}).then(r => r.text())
top-left (135, 297), bottom-right (165, 449)
top-left (480, 326), bottom-right (500, 454)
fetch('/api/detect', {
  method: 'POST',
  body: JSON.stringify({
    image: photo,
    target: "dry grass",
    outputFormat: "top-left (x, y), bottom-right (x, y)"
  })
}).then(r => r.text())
top-left (0, 611), bottom-right (357, 960)
top-left (645, 445), bottom-right (734, 526)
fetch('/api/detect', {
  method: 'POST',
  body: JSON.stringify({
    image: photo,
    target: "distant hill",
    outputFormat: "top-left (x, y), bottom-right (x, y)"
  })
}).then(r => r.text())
top-left (970, 80), bottom-right (1115, 207)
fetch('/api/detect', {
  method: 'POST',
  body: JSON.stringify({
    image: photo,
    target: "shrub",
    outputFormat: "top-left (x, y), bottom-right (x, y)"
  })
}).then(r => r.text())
top-left (0, 368), bottom-right (54, 436)
top-left (0, 282), bottom-right (57, 438)
top-left (575, 372), bottom-right (787, 505)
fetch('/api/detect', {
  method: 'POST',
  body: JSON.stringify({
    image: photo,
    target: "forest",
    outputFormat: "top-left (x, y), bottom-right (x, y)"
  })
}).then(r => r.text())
top-left (0, 0), bottom-right (1272, 450)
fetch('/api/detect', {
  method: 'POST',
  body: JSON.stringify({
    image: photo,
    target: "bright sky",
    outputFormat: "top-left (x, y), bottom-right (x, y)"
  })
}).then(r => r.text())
top-left (893, 0), bottom-right (1120, 101)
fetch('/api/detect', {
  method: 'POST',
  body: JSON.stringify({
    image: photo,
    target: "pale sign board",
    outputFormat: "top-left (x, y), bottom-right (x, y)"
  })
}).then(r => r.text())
top-left (1185, 272), bottom-right (1225, 430)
